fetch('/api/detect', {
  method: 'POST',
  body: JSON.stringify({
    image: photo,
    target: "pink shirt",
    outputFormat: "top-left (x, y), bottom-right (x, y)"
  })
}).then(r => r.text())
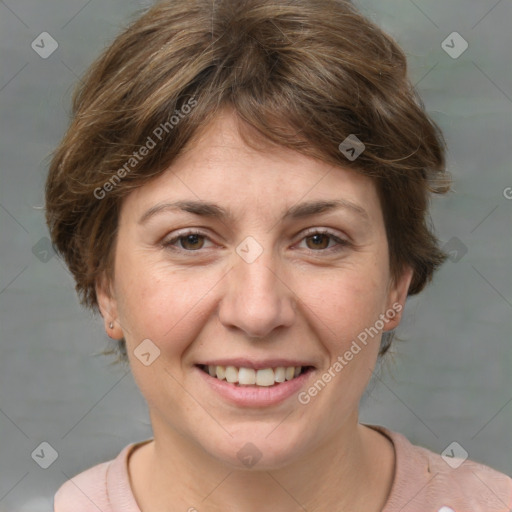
top-left (54, 425), bottom-right (512, 511)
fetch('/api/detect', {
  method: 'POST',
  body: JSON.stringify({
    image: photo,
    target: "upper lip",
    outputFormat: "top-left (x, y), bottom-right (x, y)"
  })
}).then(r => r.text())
top-left (196, 358), bottom-right (316, 370)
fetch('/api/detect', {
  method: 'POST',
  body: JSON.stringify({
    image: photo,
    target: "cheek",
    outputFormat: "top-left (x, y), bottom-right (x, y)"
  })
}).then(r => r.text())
top-left (115, 254), bottom-right (218, 353)
top-left (303, 264), bottom-right (390, 340)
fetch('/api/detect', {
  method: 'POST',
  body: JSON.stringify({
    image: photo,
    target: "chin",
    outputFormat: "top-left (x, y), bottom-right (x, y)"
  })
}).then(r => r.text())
top-left (201, 424), bottom-right (310, 471)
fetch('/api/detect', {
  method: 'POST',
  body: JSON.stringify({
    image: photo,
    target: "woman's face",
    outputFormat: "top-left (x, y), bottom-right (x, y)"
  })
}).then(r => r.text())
top-left (98, 110), bottom-right (412, 469)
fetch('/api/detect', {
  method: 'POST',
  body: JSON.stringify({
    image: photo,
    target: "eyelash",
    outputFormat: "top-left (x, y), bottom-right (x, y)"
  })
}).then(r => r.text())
top-left (161, 228), bottom-right (350, 255)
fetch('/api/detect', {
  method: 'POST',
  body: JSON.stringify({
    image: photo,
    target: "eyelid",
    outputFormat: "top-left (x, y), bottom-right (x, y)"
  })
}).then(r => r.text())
top-left (161, 228), bottom-right (215, 250)
top-left (161, 227), bottom-right (351, 253)
top-left (295, 227), bottom-right (351, 251)
top-left (299, 226), bottom-right (348, 241)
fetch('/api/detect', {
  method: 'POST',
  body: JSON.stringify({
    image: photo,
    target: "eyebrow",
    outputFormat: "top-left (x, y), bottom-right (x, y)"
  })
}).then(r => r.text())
top-left (138, 199), bottom-right (370, 224)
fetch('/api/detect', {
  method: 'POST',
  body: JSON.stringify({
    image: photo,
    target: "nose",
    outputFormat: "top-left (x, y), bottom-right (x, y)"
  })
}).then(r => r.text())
top-left (217, 247), bottom-right (296, 339)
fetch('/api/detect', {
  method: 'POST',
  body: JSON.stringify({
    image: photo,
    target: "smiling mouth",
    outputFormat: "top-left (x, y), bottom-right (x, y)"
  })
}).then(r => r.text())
top-left (197, 364), bottom-right (314, 387)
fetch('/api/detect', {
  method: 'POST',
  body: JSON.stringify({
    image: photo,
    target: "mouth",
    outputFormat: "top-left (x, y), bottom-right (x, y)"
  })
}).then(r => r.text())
top-left (196, 364), bottom-right (315, 387)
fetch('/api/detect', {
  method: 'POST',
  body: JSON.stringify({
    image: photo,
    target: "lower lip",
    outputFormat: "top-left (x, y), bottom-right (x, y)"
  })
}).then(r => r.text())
top-left (195, 366), bottom-right (315, 408)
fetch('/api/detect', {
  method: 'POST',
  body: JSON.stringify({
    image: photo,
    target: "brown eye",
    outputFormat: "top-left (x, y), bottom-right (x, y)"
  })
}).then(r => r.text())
top-left (305, 233), bottom-right (331, 250)
top-left (163, 230), bottom-right (212, 252)
top-left (178, 233), bottom-right (205, 250)
top-left (298, 229), bottom-right (350, 253)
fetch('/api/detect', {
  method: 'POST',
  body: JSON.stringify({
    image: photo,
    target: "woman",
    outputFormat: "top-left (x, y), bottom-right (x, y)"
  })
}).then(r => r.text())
top-left (46, 0), bottom-right (512, 510)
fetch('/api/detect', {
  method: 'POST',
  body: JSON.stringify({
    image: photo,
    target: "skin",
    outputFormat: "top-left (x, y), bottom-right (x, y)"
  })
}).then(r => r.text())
top-left (97, 109), bottom-right (413, 512)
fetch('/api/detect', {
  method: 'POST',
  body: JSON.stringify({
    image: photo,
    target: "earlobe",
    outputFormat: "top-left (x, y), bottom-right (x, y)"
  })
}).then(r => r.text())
top-left (385, 266), bottom-right (414, 331)
top-left (95, 274), bottom-right (123, 339)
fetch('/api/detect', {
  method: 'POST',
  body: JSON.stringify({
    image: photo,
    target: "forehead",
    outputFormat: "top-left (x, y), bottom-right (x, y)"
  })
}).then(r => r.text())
top-left (120, 110), bottom-right (383, 226)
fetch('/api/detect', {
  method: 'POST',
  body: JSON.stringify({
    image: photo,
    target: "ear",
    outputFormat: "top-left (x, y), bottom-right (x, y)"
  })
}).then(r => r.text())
top-left (96, 272), bottom-right (123, 339)
top-left (383, 266), bottom-right (414, 331)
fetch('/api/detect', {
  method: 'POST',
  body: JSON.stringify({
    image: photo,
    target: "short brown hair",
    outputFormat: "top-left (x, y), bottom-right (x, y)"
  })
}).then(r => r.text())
top-left (45, 0), bottom-right (450, 362)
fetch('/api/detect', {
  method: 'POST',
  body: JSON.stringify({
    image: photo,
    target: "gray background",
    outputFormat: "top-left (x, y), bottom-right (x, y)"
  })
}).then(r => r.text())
top-left (0, 0), bottom-right (511, 510)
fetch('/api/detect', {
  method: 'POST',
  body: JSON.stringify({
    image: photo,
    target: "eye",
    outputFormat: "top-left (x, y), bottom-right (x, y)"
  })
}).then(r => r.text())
top-left (162, 228), bottom-right (350, 254)
top-left (298, 228), bottom-right (350, 252)
top-left (162, 230), bottom-right (213, 251)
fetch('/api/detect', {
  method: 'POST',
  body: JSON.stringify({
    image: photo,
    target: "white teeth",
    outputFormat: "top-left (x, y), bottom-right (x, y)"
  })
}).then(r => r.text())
top-left (256, 368), bottom-right (275, 386)
top-left (203, 365), bottom-right (307, 386)
top-left (225, 366), bottom-right (238, 383)
top-left (274, 367), bottom-right (286, 383)
top-left (238, 367), bottom-right (256, 385)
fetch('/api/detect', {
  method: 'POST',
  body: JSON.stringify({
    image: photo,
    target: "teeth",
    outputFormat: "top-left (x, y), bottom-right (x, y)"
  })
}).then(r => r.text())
top-left (285, 367), bottom-right (295, 381)
top-left (225, 366), bottom-right (238, 383)
top-left (204, 365), bottom-right (306, 386)
top-left (239, 367), bottom-right (256, 385)
top-left (215, 365), bottom-right (225, 380)
top-left (274, 367), bottom-right (286, 383)
top-left (256, 368), bottom-right (275, 386)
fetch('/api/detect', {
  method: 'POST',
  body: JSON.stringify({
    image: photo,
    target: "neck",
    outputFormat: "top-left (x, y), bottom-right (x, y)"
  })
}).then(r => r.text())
top-left (129, 414), bottom-right (395, 512)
